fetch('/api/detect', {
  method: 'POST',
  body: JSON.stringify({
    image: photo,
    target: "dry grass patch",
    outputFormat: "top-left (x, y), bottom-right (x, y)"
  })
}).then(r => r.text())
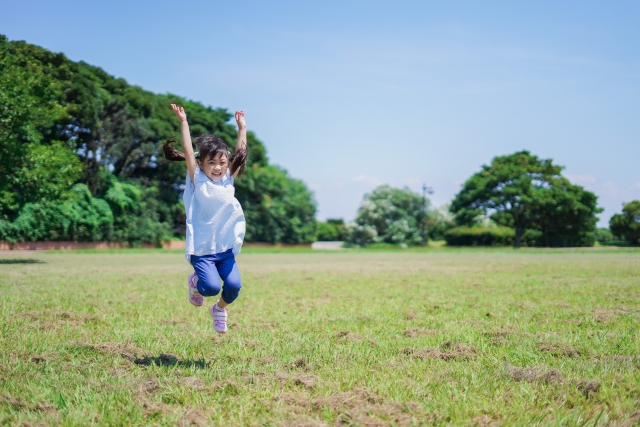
top-left (275, 388), bottom-right (421, 426)
top-left (403, 341), bottom-right (477, 362)
top-left (82, 341), bottom-right (149, 362)
top-left (505, 365), bottom-right (564, 384)
top-left (0, 395), bottom-right (56, 413)
top-left (403, 327), bottom-right (437, 338)
top-left (537, 342), bottom-right (581, 358)
top-left (576, 379), bottom-right (601, 398)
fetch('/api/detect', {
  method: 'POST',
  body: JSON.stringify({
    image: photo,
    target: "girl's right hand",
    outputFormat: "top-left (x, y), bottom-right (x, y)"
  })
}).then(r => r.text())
top-left (171, 104), bottom-right (188, 123)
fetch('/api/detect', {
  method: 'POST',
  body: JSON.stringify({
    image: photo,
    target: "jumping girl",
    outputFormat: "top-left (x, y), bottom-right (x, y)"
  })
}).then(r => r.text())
top-left (163, 104), bottom-right (248, 333)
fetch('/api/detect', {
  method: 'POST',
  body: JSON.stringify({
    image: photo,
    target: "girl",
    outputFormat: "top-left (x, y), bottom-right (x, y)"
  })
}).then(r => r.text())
top-left (163, 104), bottom-right (248, 333)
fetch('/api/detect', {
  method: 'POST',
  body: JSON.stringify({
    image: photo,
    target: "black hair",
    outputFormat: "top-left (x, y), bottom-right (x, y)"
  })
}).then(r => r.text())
top-left (163, 134), bottom-right (247, 178)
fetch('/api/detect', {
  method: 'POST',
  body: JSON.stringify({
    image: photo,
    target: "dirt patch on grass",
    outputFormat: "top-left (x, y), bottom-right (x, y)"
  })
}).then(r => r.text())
top-left (274, 388), bottom-right (421, 426)
top-left (182, 377), bottom-right (206, 390)
top-left (404, 327), bottom-right (436, 338)
top-left (403, 342), bottom-right (477, 362)
top-left (537, 342), bottom-right (581, 358)
top-left (135, 391), bottom-right (170, 417)
top-left (177, 408), bottom-right (209, 426)
top-left (274, 372), bottom-right (319, 389)
top-left (576, 379), bottom-right (600, 398)
top-left (29, 355), bottom-right (48, 364)
top-left (484, 328), bottom-right (515, 345)
top-left (593, 307), bottom-right (638, 323)
top-left (290, 358), bottom-right (313, 370)
top-left (505, 365), bottom-right (564, 384)
top-left (405, 311), bottom-right (418, 320)
top-left (335, 331), bottom-right (377, 346)
top-left (83, 341), bottom-right (149, 362)
top-left (472, 415), bottom-right (500, 427)
top-left (0, 395), bottom-right (56, 412)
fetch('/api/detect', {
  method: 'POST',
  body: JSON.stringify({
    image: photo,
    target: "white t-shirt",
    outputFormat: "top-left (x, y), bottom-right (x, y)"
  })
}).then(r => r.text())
top-left (183, 166), bottom-right (246, 260)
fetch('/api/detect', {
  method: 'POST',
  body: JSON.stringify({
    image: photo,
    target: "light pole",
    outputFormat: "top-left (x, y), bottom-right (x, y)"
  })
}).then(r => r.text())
top-left (421, 183), bottom-right (434, 246)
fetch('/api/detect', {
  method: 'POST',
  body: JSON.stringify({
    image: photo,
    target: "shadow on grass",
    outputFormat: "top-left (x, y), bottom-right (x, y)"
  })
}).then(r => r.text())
top-left (134, 353), bottom-right (209, 368)
top-left (0, 259), bottom-right (45, 264)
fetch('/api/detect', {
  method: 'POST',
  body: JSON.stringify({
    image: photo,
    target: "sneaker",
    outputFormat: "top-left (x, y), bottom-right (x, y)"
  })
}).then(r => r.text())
top-left (188, 272), bottom-right (203, 307)
top-left (210, 302), bottom-right (227, 333)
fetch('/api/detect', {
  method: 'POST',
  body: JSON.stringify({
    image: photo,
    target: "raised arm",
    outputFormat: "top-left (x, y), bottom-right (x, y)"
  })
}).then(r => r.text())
top-left (171, 104), bottom-right (197, 184)
top-left (232, 110), bottom-right (247, 179)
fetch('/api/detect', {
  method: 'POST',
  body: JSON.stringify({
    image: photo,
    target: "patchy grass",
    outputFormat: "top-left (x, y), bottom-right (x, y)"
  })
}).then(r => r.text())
top-left (0, 250), bottom-right (639, 426)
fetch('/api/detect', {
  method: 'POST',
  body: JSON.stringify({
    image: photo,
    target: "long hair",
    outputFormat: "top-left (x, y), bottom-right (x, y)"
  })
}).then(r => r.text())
top-left (163, 134), bottom-right (247, 178)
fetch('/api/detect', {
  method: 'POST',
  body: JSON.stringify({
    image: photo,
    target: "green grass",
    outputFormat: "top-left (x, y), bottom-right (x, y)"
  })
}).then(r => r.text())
top-left (0, 250), bottom-right (639, 426)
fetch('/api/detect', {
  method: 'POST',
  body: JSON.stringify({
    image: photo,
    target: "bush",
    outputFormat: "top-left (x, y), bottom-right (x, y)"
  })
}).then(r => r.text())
top-left (343, 223), bottom-right (378, 247)
top-left (344, 185), bottom-right (425, 247)
top-left (0, 184), bottom-right (113, 242)
top-left (316, 219), bottom-right (345, 241)
top-left (444, 226), bottom-right (541, 247)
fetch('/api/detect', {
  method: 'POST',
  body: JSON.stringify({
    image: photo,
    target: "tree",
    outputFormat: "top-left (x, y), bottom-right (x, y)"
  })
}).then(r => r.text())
top-left (610, 201), bottom-right (640, 245)
top-left (450, 151), bottom-right (601, 248)
top-left (344, 185), bottom-right (427, 246)
top-left (0, 34), bottom-right (316, 244)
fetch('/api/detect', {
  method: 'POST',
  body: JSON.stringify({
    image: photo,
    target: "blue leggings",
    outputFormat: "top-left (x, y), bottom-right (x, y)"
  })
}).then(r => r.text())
top-left (190, 249), bottom-right (242, 304)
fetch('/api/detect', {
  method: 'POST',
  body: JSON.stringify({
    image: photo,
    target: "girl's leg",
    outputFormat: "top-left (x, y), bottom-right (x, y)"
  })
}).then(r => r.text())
top-left (214, 251), bottom-right (242, 308)
top-left (190, 255), bottom-right (222, 297)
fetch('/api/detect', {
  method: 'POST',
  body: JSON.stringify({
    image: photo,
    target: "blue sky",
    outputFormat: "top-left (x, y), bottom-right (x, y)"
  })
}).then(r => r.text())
top-left (2, 0), bottom-right (639, 225)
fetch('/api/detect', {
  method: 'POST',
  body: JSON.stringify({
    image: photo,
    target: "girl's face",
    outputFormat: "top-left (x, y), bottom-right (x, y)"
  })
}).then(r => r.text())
top-left (202, 152), bottom-right (229, 182)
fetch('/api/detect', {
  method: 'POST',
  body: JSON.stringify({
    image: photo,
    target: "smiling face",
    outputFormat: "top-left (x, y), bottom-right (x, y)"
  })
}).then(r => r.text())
top-left (201, 152), bottom-right (229, 182)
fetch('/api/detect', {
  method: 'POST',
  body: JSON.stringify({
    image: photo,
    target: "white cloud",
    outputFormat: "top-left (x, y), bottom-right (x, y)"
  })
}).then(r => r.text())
top-left (353, 175), bottom-right (382, 186)
top-left (565, 174), bottom-right (597, 186)
top-left (308, 183), bottom-right (322, 192)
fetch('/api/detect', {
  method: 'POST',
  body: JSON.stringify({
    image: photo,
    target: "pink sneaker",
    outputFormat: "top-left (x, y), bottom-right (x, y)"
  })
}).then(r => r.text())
top-left (210, 302), bottom-right (227, 333)
top-left (188, 273), bottom-right (203, 307)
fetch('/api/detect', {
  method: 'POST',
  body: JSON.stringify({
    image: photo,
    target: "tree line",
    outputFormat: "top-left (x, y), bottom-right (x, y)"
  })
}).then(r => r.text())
top-left (339, 151), bottom-right (638, 248)
top-left (2, 35), bottom-right (635, 248)
top-left (0, 35), bottom-right (316, 245)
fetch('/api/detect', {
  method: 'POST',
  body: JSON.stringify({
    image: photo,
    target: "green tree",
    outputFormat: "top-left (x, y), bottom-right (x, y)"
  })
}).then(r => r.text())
top-left (609, 201), bottom-right (640, 245)
top-left (0, 34), bottom-right (315, 244)
top-left (450, 151), bottom-right (601, 248)
top-left (345, 185), bottom-right (427, 246)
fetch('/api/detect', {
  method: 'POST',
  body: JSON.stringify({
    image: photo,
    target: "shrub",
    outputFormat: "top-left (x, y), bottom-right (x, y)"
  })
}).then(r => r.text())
top-left (316, 219), bottom-right (345, 241)
top-left (444, 226), bottom-right (542, 247)
top-left (345, 185), bottom-right (425, 247)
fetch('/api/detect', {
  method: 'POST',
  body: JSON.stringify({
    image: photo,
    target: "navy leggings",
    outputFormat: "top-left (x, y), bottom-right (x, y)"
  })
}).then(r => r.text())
top-left (190, 249), bottom-right (242, 304)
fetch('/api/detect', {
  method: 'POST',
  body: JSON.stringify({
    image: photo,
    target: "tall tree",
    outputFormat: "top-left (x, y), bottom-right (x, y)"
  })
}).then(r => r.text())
top-left (450, 151), bottom-right (601, 248)
top-left (610, 200), bottom-right (640, 245)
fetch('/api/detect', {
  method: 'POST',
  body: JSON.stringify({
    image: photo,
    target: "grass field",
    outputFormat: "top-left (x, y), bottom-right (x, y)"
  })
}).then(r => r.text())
top-left (0, 249), bottom-right (639, 426)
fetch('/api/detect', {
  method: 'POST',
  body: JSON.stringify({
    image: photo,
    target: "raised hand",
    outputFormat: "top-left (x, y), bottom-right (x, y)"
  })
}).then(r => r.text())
top-left (235, 110), bottom-right (246, 131)
top-left (171, 104), bottom-right (188, 123)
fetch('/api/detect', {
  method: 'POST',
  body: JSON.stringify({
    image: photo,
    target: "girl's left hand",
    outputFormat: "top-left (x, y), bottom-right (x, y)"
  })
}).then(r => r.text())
top-left (235, 110), bottom-right (246, 130)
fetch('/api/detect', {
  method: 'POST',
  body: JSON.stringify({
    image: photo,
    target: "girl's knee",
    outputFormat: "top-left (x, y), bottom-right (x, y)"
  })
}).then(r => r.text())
top-left (197, 278), bottom-right (221, 297)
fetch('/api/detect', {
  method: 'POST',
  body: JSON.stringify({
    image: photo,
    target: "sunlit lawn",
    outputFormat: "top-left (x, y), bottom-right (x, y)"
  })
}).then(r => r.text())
top-left (0, 248), bottom-right (639, 426)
